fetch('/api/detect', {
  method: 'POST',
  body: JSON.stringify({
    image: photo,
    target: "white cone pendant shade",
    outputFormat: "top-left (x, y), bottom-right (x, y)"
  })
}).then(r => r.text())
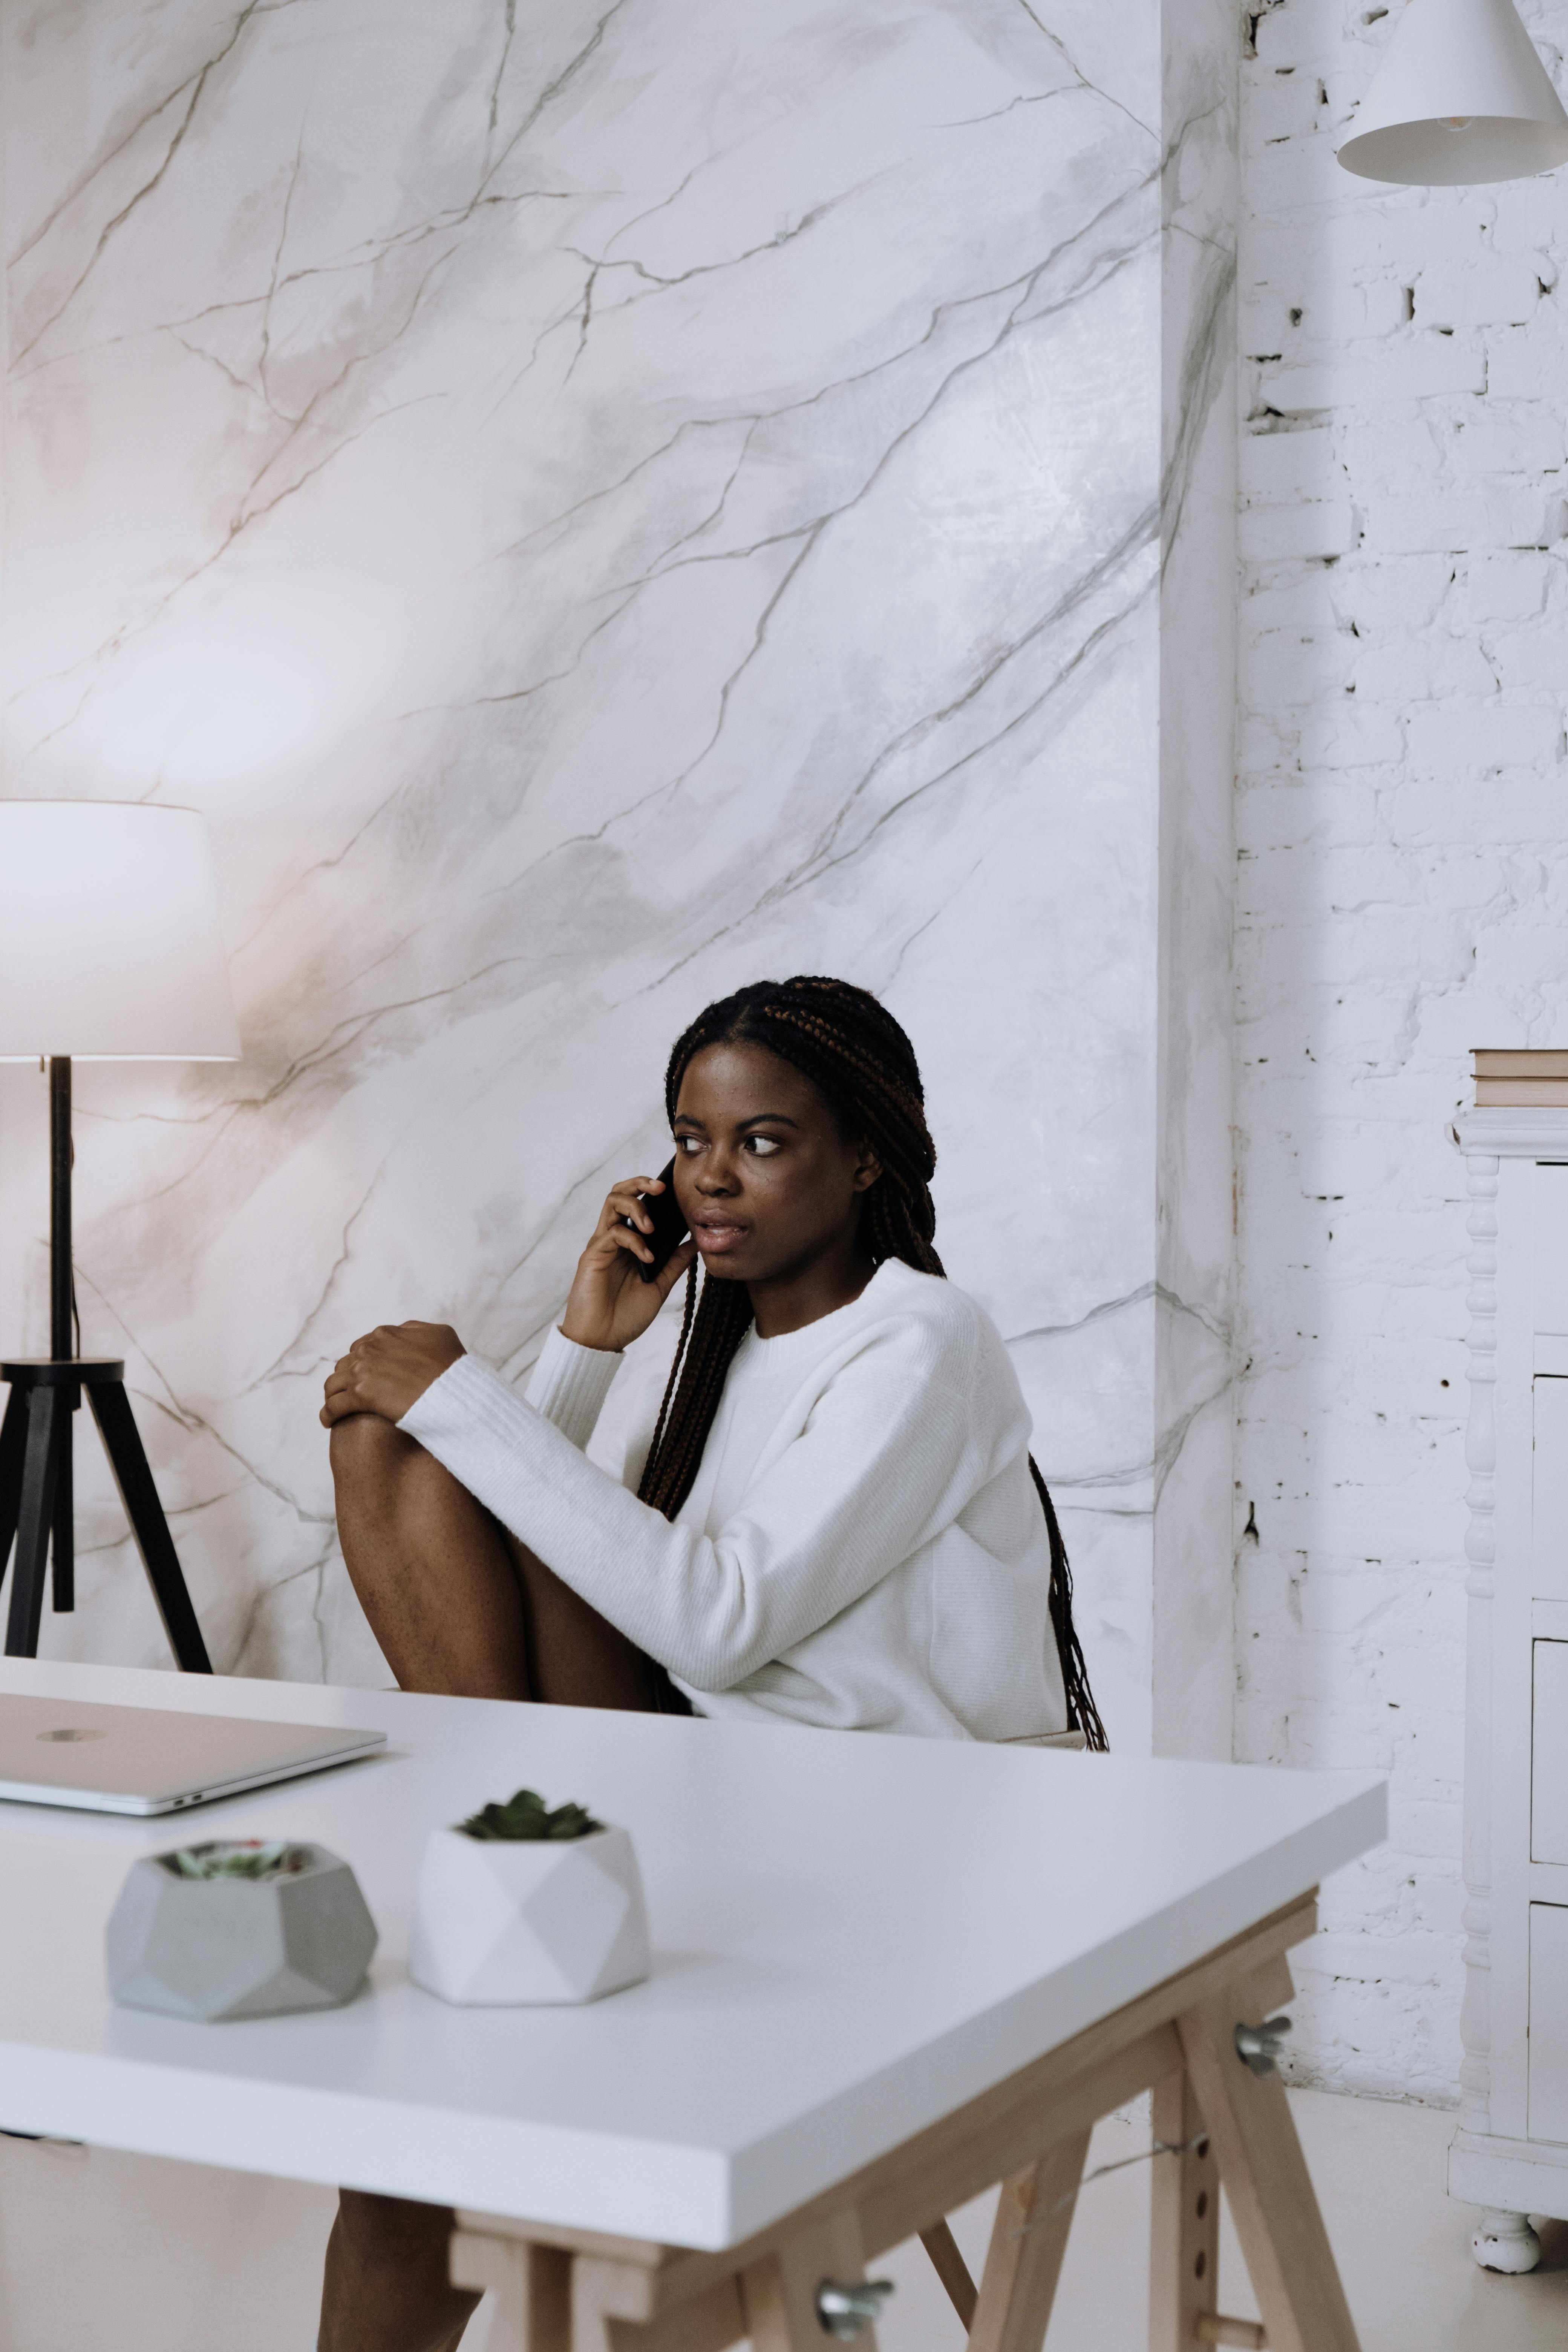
top-left (0, 800), bottom-right (240, 1059)
top-left (1339, 0), bottom-right (1568, 184)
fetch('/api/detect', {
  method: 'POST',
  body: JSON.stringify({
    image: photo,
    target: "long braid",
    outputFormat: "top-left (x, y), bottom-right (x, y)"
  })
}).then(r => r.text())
top-left (635, 975), bottom-right (1108, 1750)
top-left (1030, 1460), bottom-right (1108, 1752)
top-left (639, 1272), bottom-right (752, 1518)
top-left (642, 1257), bottom-right (700, 1493)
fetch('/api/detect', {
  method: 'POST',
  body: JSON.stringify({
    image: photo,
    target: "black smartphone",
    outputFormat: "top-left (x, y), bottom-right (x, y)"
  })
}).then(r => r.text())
top-left (630, 1157), bottom-right (689, 1283)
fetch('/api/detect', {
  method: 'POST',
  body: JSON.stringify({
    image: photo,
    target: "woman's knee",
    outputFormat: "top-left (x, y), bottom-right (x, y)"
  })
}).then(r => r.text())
top-left (330, 1410), bottom-right (418, 1496)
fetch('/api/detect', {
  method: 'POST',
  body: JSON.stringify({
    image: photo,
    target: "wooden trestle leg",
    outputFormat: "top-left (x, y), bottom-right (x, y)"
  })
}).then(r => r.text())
top-left (1150, 2063), bottom-right (1221, 2352)
top-left (449, 1894), bottom-right (1361, 2352)
top-left (1177, 1963), bottom-right (1360, 2352)
top-left (919, 2219), bottom-right (978, 2328)
top-left (742, 2212), bottom-right (880, 2352)
top-left (967, 2132), bottom-right (1091, 2352)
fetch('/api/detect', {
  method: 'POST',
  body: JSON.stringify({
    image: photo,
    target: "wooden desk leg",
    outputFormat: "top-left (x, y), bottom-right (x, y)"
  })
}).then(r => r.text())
top-left (742, 2210), bottom-right (877, 2352)
top-left (968, 2128), bottom-right (1092, 2352)
top-left (920, 2219), bottom-right (979, 2328)
top-left (1177, 1967), bottom-right (1361, 2352)
top-left (1150, 2063), bottom-right (1219, 2352)
top-left (449, 2233), bottom-right (572, 2350)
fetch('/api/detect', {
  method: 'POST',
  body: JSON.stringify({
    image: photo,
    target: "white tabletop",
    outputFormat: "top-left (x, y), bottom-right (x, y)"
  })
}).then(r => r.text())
top-left (0, 1660), bottom-right (1384, 2250)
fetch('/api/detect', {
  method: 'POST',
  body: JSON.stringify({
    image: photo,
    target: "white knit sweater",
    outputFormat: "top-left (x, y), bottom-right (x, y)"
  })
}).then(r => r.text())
top-left (399, 1259), bottom-right (1068, 1741)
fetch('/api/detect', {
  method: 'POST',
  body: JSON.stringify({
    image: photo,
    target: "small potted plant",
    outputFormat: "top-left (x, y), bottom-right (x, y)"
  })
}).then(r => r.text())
top-left (105, 1840), bottom-right (378, 2021)
top-left (408, 1788), bottom-right (649, 2006)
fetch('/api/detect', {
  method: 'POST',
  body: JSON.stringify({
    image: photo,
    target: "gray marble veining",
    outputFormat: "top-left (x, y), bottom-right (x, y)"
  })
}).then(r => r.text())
top-left (0, 0), bottom-right (1227, 1752)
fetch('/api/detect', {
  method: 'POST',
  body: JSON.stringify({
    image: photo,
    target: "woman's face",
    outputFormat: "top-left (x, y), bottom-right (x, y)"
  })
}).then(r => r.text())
top-left (671, 1042), bottom-right (881, 1286)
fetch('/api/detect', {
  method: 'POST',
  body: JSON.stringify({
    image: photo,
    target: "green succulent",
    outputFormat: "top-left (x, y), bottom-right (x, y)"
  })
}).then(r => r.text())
top-left (458, 1788), bottom-right (602, 1842)
top-left (167, 1841), bottom-right (308, 1880)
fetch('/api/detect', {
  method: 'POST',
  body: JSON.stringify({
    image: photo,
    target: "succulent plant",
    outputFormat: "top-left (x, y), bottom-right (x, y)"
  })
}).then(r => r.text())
top-left (458, 1788), bottom-right (602, 1842)
top-left (165, 1840), bottom-right (309, 1881)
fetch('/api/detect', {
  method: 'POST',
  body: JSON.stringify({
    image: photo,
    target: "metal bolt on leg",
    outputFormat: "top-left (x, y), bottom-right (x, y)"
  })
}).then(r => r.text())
top-left (1234, 2015), bottom-right (1292, 2077)
top-left (815, 2278), bottom-right (895, 2338)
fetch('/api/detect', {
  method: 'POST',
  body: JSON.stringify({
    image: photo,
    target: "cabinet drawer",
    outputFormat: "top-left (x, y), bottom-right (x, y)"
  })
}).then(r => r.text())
top-left (1535, 1643), bottom-right (1568, 1860)
top-left (1531, 1905), bottom-right (1568, 2142)
top-left (1536, 1165), bottom-right (1568, 1334)
top-left (1535, 1379), bottom-right (1568, 1600)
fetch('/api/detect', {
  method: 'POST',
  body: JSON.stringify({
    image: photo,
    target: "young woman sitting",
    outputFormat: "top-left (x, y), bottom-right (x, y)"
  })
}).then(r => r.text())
top-left (315, 974), bottom-right (1104, 2352)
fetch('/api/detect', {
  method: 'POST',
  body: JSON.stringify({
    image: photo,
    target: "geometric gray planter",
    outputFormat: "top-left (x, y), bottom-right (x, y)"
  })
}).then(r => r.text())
top-left (105, 1842), bottom-right (378, 2022)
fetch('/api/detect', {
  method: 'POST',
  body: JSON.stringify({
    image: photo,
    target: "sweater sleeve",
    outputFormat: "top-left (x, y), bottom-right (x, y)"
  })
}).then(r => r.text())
top-left (398, 1318), bottom-right (987, 1691)
top-left (521, 1326), bottom-right (622, 1453)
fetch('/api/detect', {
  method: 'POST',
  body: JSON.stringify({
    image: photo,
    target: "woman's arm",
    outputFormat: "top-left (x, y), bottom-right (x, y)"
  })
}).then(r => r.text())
top-left (397, 1312), bottom-right (1000, 1690)
top-left (320, 1171), bottom-right (697, 1440)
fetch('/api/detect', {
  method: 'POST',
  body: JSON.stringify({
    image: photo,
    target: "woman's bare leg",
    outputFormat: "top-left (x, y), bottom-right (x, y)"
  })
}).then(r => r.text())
top-left (505, 1533), bottom-right (667, 1709)
top-left (321, 1411), bottom-right (667, 2352)
top-left (330, 1413), bottom-right (530, 1698)
top-left (331, 1410), bottom-right (664, 1706)
top-left (319, 2193), bottom-right (478, 2352)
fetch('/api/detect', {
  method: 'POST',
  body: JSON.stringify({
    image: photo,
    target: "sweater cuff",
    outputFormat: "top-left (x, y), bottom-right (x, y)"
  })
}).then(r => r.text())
top-left (398, 1350), bottom-right (528, 1455)
top-left (521, 1326), bottom-right (623, 1451)
top-left (398, 1335), bottom-right (620, 1459)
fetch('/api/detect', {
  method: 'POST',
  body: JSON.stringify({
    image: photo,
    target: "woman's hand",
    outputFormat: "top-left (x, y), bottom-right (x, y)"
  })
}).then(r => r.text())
top-left (560, 1176), bottom-right (697, 1354)
top-left (320, 1322), bottom-right (466, 1428)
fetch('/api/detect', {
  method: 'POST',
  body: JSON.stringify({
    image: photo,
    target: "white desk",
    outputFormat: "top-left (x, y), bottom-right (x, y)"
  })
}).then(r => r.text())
top-left (0, 1660), bottom-right (1384, 2352)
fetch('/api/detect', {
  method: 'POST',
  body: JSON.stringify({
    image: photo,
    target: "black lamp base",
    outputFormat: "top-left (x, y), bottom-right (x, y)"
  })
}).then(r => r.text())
top-left (0, 1058), bottom-right (212, 1671)
top-left (0, 1360), bottom-right (211, 1670)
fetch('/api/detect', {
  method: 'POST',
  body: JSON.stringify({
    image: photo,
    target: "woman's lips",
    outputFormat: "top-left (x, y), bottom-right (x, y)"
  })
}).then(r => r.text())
top-left (694, 1220), bottom-right (748, 1254)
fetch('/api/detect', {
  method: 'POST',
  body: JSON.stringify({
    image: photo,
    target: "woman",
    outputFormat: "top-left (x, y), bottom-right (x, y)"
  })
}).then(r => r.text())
top-left (317, 974), bottom-right (1103, 2352)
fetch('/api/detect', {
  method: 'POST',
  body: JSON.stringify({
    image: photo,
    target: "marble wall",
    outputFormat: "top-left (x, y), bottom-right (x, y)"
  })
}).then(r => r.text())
top-left (0, 0), bottom-right (1229, 1748)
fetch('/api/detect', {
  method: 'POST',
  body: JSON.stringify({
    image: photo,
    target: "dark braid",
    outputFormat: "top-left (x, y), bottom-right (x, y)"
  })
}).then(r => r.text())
top-left (635, 975), bottom-right (1107, 1749)
top-left (638, 1273), bottom-right (751, 1519)
top-left (1030, 1460), bottom-right (1107, 1753)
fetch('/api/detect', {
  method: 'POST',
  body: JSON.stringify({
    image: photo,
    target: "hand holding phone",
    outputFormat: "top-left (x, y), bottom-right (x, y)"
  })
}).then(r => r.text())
top-left (631, 1158), bottom-right (689, 1283)
top-left (559, 1162), bottom-right (695, 1354)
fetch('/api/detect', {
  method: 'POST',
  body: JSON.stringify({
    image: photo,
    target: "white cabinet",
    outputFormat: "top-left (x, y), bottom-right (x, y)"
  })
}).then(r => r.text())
top-left (1535, 1197), bottom-right (1568, 1334)
top-left (1530, 1906), bottom-right (1568, 2145)
top-left (1452, 1121), bottom-right (1568, 2267)
top-left (1531, 1644), bottom-right (1568, 1864)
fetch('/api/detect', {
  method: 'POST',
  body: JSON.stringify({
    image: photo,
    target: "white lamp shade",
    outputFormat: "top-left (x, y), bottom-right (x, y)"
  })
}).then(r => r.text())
top-left (0, 801), bottom-right (241, 1060)
top-left (1339, 0), bottom-right (1568, 184)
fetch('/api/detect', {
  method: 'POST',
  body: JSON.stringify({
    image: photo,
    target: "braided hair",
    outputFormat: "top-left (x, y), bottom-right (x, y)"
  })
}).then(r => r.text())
top-left (635, 975), bottom-right (1108, 1749)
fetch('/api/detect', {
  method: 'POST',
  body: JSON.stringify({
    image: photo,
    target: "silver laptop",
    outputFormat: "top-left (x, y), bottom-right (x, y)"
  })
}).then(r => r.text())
top-left (0, 1693), bottom-right (386, 1816)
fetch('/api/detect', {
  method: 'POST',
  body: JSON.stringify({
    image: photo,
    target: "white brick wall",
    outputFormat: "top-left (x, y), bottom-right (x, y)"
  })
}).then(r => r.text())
top-left (1237, 0), bottom-right (1568, 2103)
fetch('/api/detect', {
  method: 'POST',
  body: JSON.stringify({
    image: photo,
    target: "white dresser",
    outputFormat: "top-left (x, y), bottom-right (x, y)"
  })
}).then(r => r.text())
top-left (1452, 1085), bottom-right (1568, 2270)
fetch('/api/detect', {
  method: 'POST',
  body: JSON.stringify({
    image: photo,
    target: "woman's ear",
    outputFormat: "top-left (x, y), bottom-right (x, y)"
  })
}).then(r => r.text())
top-left (851, 1143), bottom-right (883, 1194)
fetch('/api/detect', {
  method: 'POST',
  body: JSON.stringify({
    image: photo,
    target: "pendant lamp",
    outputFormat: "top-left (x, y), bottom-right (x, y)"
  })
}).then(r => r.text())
top-left (1338, 0), bottom-right (1568, 185)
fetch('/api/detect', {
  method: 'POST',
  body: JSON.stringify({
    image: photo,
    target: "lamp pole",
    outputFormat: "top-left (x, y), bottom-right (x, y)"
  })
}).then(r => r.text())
top-left (49, 1056), bottom-right (74, 1610)
top-left (50, 1058), bottom-right (71, 1358)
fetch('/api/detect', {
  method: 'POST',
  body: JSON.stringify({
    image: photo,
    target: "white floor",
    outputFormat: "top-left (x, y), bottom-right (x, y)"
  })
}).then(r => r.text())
top-left (3, 2090), bottom-right (1568, 2350)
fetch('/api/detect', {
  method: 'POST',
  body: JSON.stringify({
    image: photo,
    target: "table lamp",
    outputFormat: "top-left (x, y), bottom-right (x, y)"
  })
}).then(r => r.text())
top-left (0, 801), bottom-right (241, 1668)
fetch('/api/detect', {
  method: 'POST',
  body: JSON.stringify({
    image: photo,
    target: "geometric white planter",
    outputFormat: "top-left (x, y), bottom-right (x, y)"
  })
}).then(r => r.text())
top-left (407, 1824), bottom-right (650, 2005)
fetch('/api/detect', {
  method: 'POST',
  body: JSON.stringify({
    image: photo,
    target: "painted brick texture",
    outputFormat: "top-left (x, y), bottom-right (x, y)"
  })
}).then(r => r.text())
top-left (1237, 0), bottom-right (1568, 2104)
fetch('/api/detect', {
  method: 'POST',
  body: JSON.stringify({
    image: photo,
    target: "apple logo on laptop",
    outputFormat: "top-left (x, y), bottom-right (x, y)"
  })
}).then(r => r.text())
top-left (36, 1727), bottom-right (107, 1743)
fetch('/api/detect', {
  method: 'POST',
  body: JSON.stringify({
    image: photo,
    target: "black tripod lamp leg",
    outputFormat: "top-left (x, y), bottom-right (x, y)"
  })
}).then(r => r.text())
top-left (0, 1387), bottom-right (28, 1602)
top-left (5, 1387), bottom-right (61, 1659)
top-left (51, 1394), bottom-right (75, 1614)
top-left (86, 1383), bottom-right (212, 1674)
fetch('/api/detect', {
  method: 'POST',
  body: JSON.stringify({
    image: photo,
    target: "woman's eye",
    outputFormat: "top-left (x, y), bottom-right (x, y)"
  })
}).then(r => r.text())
top-left (675, 1136), bottom-right (701, 1154)
top-left (746, 1135), bottom-right (781, 1156)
